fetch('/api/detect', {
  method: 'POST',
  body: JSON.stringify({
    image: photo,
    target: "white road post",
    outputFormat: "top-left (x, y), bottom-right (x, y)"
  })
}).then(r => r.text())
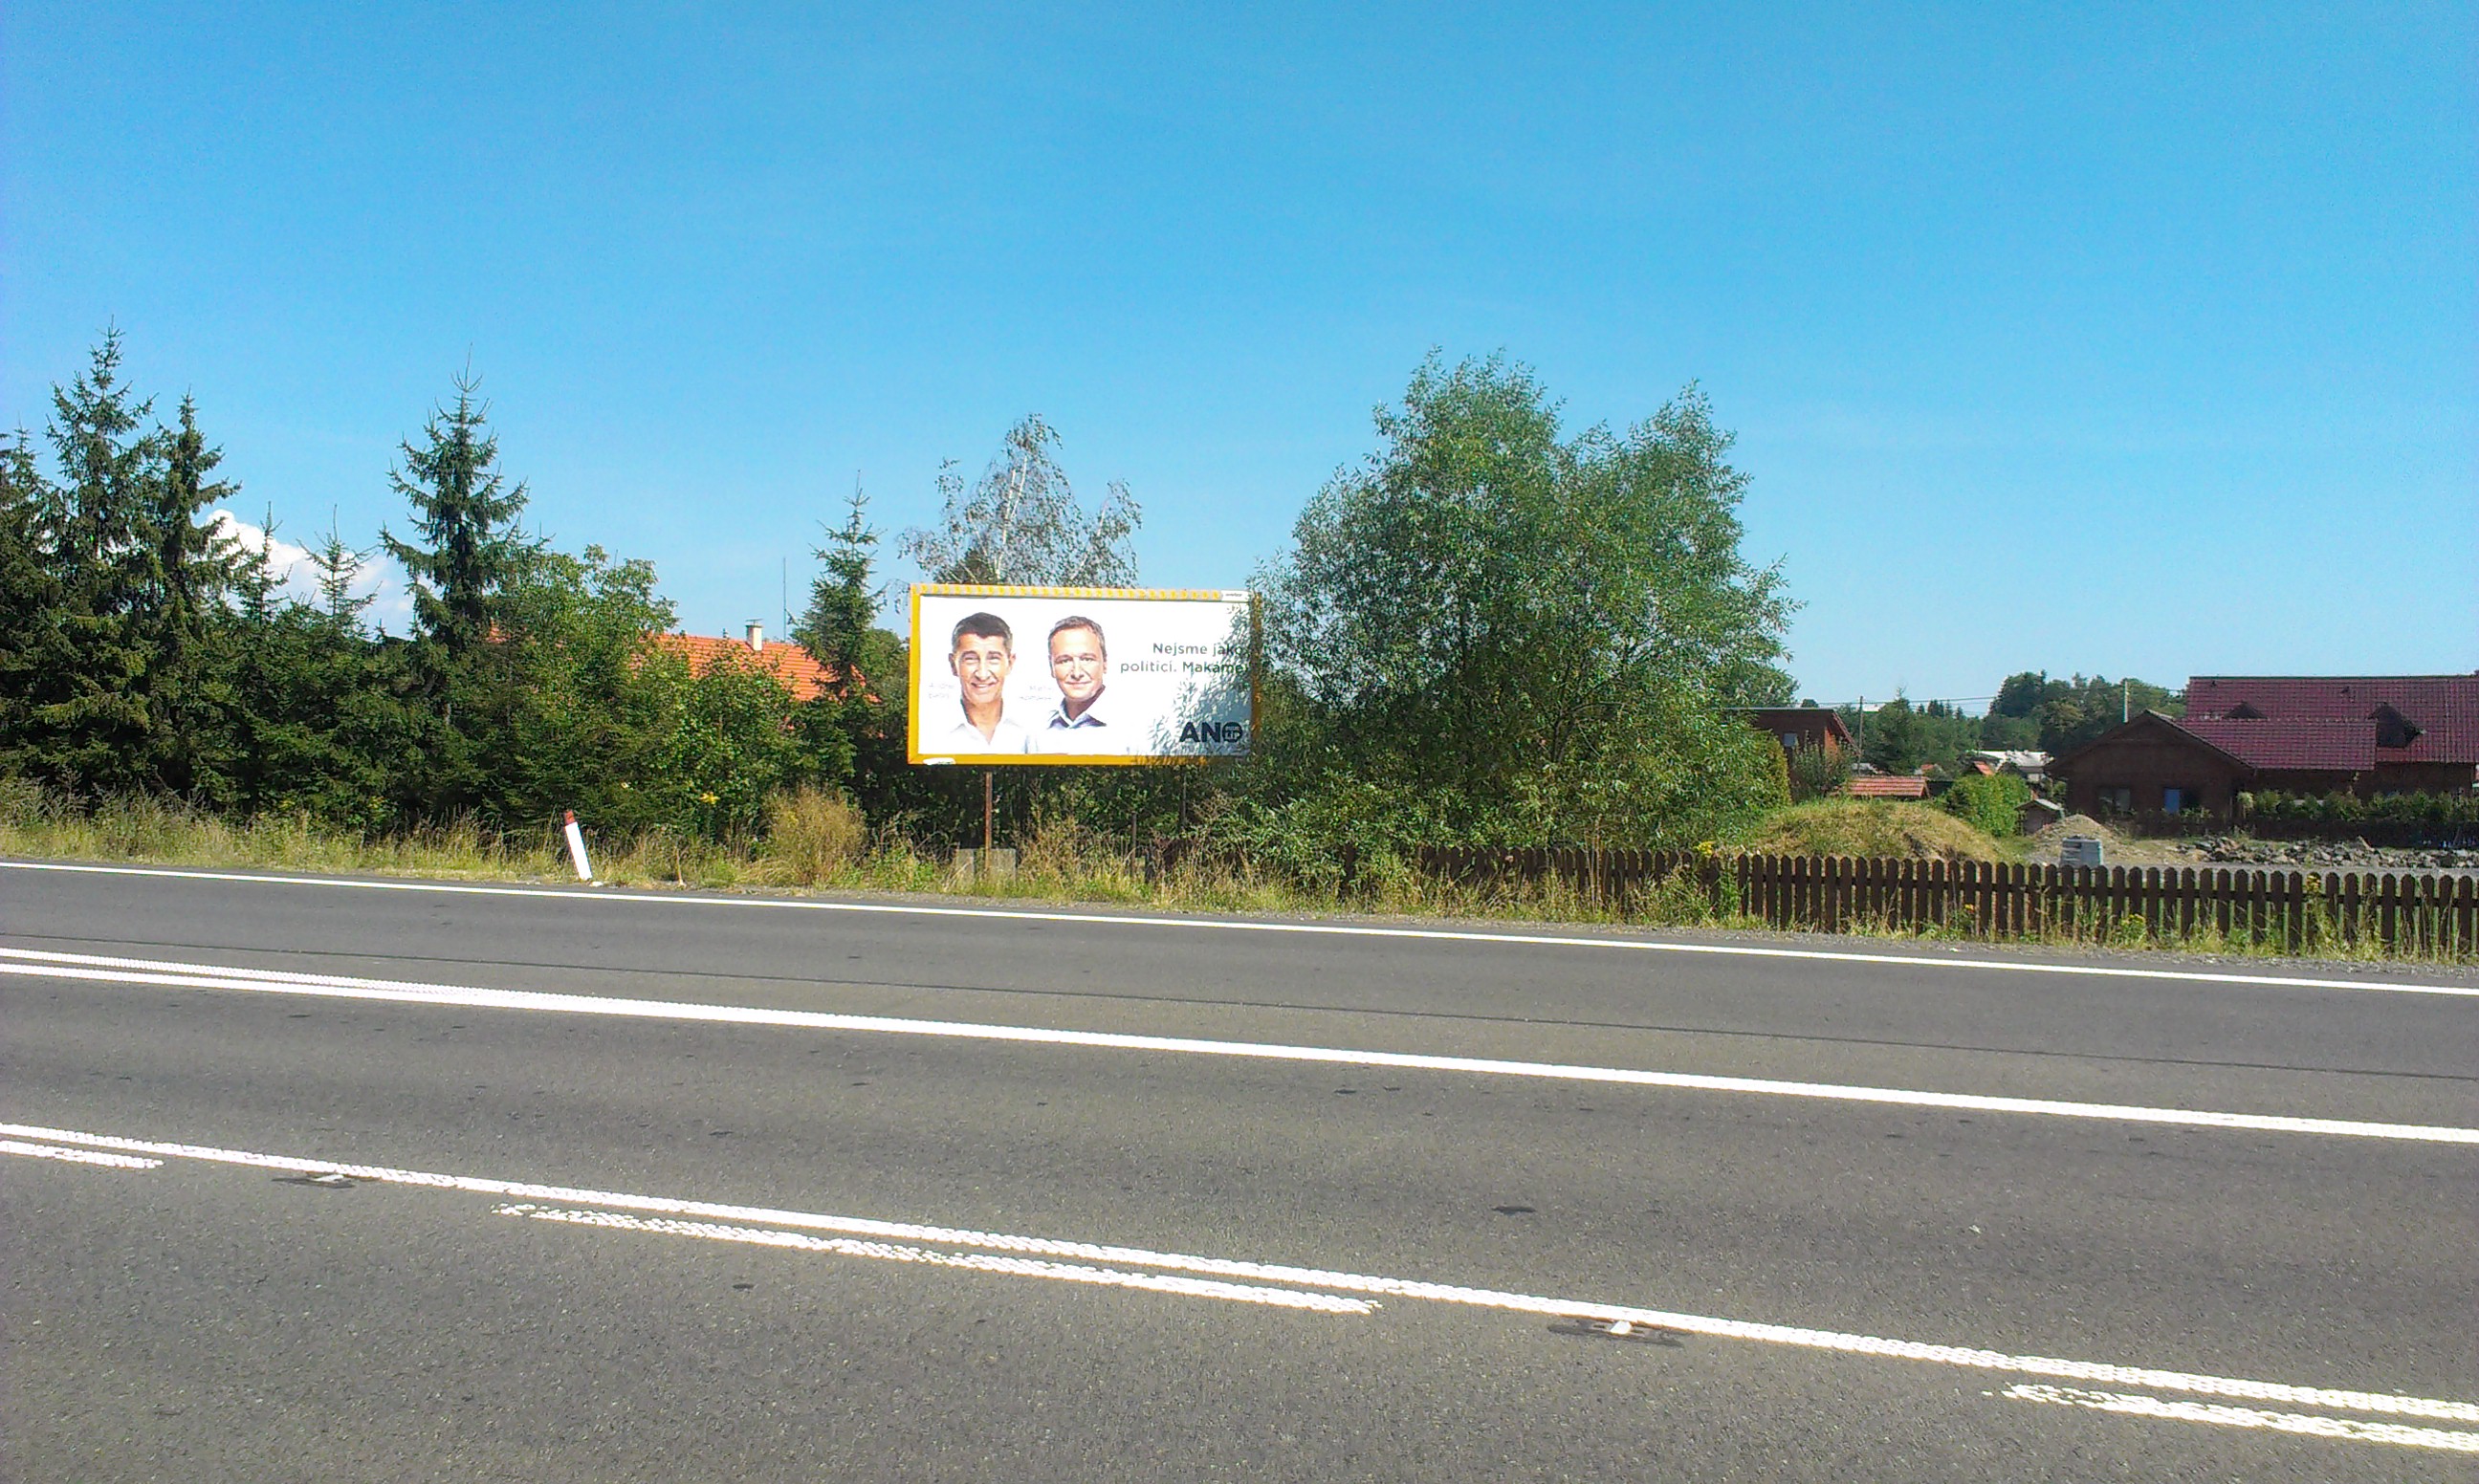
top-left (560, 810), bottom-right (595, 883)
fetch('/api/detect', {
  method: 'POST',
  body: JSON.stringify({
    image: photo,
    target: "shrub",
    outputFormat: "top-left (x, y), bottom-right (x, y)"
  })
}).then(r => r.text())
top-left (1787, 743), bottom-right (1849, 802)
top-left (2244, 790), bottom-right (2479, 827)
top-left (1939, 772), bottom-right (2033, 839)
top-left (760, 785), bottom-right (868, 885)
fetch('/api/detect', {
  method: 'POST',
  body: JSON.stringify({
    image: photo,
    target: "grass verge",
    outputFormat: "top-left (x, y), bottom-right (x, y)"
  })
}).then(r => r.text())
top-left (0, 780), bottom-right (2464, 965)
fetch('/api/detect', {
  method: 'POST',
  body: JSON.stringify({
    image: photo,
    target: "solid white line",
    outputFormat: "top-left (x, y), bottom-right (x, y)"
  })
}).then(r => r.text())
top-left (0, 1138), bottom-right (163, 1168)
top-left (12, 947), bottom-right (2479, 1144)
top-left (493, 1203), bottom-right (1374, 1313)
top-left (7, 857), bottom-right (2471, 997)
top-left (2002, 1385), bottom-right (2479, 1452)
top-left (6, 948), bottom-right (2474, 1145)
top-left (7, 1120), bottom-right (2473, 1426)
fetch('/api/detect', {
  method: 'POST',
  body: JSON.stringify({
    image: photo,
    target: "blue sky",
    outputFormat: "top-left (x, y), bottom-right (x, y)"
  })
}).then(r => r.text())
top-left (6, 4), bottom-right (2471, 707)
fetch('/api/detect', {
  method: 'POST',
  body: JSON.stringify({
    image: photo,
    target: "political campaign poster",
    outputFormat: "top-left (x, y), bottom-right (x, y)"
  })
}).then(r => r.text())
top-left (908, 585), bottom-right (1256, 765)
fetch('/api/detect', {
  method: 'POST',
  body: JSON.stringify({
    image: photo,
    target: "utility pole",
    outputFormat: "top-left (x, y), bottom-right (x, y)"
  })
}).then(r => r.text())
top-left (2122, 680), bottom-right (2129, 724)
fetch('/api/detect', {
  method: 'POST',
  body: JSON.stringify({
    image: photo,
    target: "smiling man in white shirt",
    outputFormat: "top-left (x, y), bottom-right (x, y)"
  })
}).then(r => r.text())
top-left (932, 611), bottom-right (1030, 754)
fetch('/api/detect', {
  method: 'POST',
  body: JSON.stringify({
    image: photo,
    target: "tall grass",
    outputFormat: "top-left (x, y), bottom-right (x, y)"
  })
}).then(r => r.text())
top-left (0, 777), bottom-right (2461, 962)
top-left (0, 779), bottom-right (550, 879)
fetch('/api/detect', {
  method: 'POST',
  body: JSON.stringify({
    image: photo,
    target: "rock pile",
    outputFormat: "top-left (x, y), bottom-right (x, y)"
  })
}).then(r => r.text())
top-left (2178, 836), bottom-right (2479, 873)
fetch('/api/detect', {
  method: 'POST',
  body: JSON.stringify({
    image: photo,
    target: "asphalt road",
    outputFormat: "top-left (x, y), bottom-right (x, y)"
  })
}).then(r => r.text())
top-left (5, 858), bottom-right (2473, 1481)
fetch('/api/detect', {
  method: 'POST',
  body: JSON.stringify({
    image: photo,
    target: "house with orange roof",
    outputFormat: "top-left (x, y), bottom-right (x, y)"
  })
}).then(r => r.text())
top-left (647, 623), bottom-right (852, 703)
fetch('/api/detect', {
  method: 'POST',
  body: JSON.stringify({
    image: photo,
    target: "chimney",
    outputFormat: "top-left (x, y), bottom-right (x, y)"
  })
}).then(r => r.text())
top-left (744, 621), bottom-right (764, 651)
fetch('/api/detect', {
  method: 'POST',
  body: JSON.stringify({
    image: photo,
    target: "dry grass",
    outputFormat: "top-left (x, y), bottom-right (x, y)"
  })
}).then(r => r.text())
top-left (1, 777), bottom-right (2458, 961)
top-left (0, 781), bottom-right (553, 880)
top-left (1742, 799), bottom-right (2005, 864)
top-left (758, 786), bottom-right (870, 886)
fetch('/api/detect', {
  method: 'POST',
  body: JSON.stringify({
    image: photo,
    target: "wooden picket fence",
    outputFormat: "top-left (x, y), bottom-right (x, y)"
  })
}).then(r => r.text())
top-left (1409, 846), bottom-right (2479, 958)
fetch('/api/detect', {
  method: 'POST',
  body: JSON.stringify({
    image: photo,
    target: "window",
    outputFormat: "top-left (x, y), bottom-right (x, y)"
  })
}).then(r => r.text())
top-left (2099, 786), bottom-right (2134, 815)
top-left (2162, 786), bottom-right (2191, 816)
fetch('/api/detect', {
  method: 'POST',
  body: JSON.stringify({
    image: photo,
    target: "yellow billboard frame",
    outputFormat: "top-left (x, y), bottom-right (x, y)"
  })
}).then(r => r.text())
top-left (906, 583), bottom-right (1260, 766)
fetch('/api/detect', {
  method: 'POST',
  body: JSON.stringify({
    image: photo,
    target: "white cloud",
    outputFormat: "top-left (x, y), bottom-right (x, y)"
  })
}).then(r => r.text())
top-left (210, 510), bottom-right (417, 635)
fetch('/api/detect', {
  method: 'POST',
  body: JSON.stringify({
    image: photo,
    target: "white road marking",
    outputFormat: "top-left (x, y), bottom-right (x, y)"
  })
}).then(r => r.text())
top-left (0, 1138), bottom-right (162, 1168)
top-left (6, 947), bottom-right (2474, 1144)
top-left (493, 1203), bottom-right (1375, 1313)
top-left (7, 857), bottom-right (2471, 997)
top-left (9, 1120), bottom-right (2475, 1429)
top-left (2002, 1384), bottom-right (2479, 1453)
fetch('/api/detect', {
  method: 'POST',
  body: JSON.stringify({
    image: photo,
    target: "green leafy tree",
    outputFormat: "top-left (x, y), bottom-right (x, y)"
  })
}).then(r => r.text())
top-left (1977, 710), bottom-right (2040, 750)
top-left (1246, 354), bottom-right (1793, 857)
top-left (1859, 695), bottom-right (1927, 774)
top-left (219, 517), bottom-right (421, 830)
top-left (1986, 669), bottom-right (2181, 754)
top-left (1787, 741), bottom-right (1850, 802)
top-left (1989, 670), bottom-right (2059, 723)
top-left (452, 545), bottom-right (680, 832)
top-left (659, 654), bottom-right (818, 838)
top-left (900, 414), bottom-right (1140, 585)
top-left (1940, 771), bottom-right (2034, 838)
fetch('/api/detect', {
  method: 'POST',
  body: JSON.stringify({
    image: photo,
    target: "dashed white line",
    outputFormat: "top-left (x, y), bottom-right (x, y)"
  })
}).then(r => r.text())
top-left (6, 947), bottom-right (2473, 1144)
top-left (7, 856), bottom-right (2470, 996)
top-left (494, 1203), bottom-right (1374, 1313)
top-left (0, 1138), bottom-right (163, 1168)
top-left (2002, 1385), bottom-right (2479, 1453)
top-left (8, 1120), bottom-right (2474, 1431)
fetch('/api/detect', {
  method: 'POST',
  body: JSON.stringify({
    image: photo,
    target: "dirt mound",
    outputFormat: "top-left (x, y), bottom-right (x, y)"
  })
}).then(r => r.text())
top-left (1741, 799), bottom-right (2004, 864)
top-left (2028, 813), bottom-right (2117, 848)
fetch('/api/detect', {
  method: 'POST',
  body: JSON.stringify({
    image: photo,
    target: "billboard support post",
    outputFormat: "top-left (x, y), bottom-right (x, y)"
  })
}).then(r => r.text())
top-left (982, 771), bottom-right (994, 855)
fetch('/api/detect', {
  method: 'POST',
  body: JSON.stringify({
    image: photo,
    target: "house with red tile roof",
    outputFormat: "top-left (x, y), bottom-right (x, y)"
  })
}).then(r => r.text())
top-left (2049, 673), bottom-right (2479, 821)
top-left (647, 623), bottom-right (851, 703)
top-left (2183, 674), bottom-right (2479, 795)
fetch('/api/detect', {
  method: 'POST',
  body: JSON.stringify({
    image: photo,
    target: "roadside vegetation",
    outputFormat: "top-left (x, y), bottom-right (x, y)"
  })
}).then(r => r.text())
top-left (7, 778), bottom-right (2464, 965)
top-left (5, 336), bottom-right (2460, 963)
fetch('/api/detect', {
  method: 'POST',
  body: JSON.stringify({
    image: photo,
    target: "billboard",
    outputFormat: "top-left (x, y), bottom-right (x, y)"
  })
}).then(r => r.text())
top-left (908, 585), bottom-right (1256, 765)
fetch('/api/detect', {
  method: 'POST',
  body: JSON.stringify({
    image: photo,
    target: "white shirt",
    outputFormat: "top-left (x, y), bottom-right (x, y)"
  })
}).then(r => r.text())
top-left (929, 712), bottom-right (1031, 755)
top-left (1033, 691), bottom-right (1125, 753)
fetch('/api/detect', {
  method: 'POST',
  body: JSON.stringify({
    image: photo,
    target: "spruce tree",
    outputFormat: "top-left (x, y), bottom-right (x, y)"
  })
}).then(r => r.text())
top-left (134, 395), bottom-right (242, 797)
top-left (381, 373), bottom-right (533, 665)
top-left (26, 332), bottom-right (165, 795)
top-left (307, 513), bottom-right (376, 632)
top-left (0, 433), bottom-right (66, 778)
top-left (797, 479), bottom-right (885, 679)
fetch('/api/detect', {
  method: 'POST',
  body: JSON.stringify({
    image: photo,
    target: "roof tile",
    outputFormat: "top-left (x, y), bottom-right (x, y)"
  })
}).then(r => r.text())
top-left (2183, 675), bottom-right (2479, 765)
top-left (649, 633), bottom-right (847, 703)
top-left (2177, 718), bottom-right (2378, 772)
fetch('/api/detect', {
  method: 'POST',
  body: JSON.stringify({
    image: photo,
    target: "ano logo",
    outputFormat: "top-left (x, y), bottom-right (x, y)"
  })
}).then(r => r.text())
top-left (1179, 721), bottom-right (1248, 745)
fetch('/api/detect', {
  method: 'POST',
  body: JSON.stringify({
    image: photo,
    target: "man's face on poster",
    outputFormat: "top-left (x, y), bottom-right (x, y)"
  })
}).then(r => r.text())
top-left (950, 628), bottom-right (1013, 708)
top-left (1049, 624), bottom-right (1106, 711)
